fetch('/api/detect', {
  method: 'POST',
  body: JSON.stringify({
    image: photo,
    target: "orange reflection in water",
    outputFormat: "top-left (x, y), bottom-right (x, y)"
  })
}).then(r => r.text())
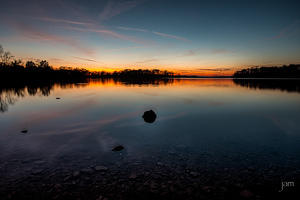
top-left (63, 78), bottom-right (237, 88)
top-left (50, 78), bottom-right (240, 99)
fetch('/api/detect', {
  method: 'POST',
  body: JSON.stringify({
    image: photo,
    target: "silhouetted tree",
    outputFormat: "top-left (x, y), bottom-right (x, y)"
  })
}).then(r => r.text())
top-left (26, 61), bottom-right (37, 70)
top-left (0, 45), bottom-right (3, 58)
top-left (233, 64), bottom-right (300, 78)
top-left (0, 44), bottom-right (176, 82)
top-left (0, 45), bottom-right (14, 65)
top-left (11, 59), bottom-right (22, 67)
top-left (38, 60), bottom-right (51, 70)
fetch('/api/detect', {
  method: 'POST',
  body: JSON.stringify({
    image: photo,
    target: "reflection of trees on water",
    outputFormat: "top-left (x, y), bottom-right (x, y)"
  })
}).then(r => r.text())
top-left (0, 81), bottom-right (89, 113)
top-left (88, 78), bottom-right (175, 86)
top-left (0, 78), bottom-right (175, 113)
top-left (3, 78), bottom-right (299, 112)
top-left (116, 78), bottom-right (174, 86)
top-left (27, 85), bottom-right (52, 96)
top-left (0, 92), bottom-right (17, 113)
top-left (233, 79), bottom-right (300, 93)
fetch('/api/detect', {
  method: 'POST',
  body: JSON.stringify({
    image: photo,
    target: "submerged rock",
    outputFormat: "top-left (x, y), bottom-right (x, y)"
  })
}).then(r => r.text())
top-left (142, 110), bottom-right (157, 123)
top-left (112, 145), bottom-right (124, 151)
top-left (56, 97), bottom-right (61, 99)
top-left (73, 171), bottom-right (80, 177)
top-left (81, 168), bottom-right (93, 173)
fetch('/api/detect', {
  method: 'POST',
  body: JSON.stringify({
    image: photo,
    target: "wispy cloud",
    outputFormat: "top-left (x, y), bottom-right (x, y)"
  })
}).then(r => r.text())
top-left (196, 68), bottom-right (233, 71)
top-left (72, 56), bottom-right (97, 62)
top-left (35, 17), bottom-right (93, 26)
top-left (13, 22), bottom-right (94, 56)
top-left (181, 48), bottom-right (231, 57)
top-left (271, 20), bottom-right (300, 40)
top-left (183, 49), bottom-right (198, 56)
top-left (135, 59), bottom-right (158, 64)
top-left (8, 0), bottom-right (153, 51)
top-left (66, 26), bottom-right (149, 45)
top-left (33, 15), bottom-right (149, 45)
top-left (49, 58), bottom-right (64, 62)
top-left (117, 26), bottom-right (148, 32)
top-left (152, 31), bottom-right (189, 41)
top-left (104, 46), bottom-right (143, 53)
top-left (99, 0), bottom-right (144, 22)
top-left (116, 26), bottom-right (189, 41)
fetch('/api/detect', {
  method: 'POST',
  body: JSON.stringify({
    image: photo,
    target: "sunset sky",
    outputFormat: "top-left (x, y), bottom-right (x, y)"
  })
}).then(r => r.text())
top-left (0, 0), bottom-right (300, 76)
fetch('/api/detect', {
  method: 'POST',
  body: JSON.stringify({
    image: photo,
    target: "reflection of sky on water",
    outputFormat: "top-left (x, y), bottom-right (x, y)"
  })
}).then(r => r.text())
top-left (0, 79), bottom-right (300, 164)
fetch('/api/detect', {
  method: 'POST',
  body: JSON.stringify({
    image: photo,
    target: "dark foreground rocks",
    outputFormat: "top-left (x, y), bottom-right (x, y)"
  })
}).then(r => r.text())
top-left (1, 147), bottom-right (299, 200)
top-left (0, 160), bottom-right (299, 200)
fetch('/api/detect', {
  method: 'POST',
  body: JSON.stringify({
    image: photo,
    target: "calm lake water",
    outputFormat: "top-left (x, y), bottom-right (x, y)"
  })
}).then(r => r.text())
top-left (1, 78), bottom-right (300, 192)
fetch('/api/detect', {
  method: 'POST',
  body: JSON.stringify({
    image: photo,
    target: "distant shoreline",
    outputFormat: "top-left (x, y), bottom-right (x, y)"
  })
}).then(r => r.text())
top-left (233, 64), bottom-right (300, 78)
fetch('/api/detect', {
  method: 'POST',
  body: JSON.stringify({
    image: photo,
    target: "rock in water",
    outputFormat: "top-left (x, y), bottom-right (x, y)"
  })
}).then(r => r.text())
top-left (21, 129), bottom-right (28, 133)
top-left (142, 110), bottom-right (157, 123)
top-left (112, 145), bottom-right (124, 151)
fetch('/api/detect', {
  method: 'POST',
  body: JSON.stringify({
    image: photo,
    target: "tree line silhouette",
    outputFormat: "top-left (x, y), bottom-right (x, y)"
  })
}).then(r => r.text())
top-left (233, 64), bottom-right (300, 78)
top-left (0, 45), bottom-right (89, 81)
top-left (0, 45), bottom-right (175, 82)
top-left (0, 78), bottom-right (175, 113)
top-left (90, 69), bottom-right (174, 79)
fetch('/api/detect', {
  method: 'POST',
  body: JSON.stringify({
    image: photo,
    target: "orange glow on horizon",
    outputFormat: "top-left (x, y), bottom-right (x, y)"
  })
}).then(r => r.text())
top-left (85, 67), bottom-right (235, 76)
top-left (51, 64), bottom-right (235, 77)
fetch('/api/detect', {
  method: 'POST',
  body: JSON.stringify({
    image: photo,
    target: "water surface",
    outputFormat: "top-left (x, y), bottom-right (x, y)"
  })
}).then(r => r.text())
top-left (1, 79), bottom-right (300, 197)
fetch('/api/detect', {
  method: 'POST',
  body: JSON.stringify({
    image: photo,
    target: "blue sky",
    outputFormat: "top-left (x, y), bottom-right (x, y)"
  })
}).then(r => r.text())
top-left (0, 0), bottom-right (299, 75)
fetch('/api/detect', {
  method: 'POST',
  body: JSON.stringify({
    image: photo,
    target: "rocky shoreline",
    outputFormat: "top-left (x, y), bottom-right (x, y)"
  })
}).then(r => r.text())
top-left (1, 149), bottom-right (299, 200)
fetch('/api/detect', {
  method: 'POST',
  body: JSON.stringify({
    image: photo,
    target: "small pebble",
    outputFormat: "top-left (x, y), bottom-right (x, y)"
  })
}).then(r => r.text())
top-left (95, 166), bottom-right (108, 171)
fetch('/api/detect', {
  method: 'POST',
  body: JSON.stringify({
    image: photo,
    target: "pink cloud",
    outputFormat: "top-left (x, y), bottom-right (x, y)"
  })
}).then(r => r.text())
top-left (72, 56), bottom-right (97, 62)
top-left (271, 20), bottom-right (300, 40)
top-left (12, 22), bottom-right (94, 56)
top-left (117, 26), bottom-right (189, 42)
top-left (32, 15), bottom-right (150, 45)
top-left (117, 26), bottom-right (148, 32)
top-left (135, 59), bottom-right (159, 64)
top-left (152, 31), bottom-right (189, 42)
top-left (195, 67), bottom-right (233, 71)
top-left (66, 26), bottom-right (150, 45)
top-left (35, 17), bottom-right (94, 26)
